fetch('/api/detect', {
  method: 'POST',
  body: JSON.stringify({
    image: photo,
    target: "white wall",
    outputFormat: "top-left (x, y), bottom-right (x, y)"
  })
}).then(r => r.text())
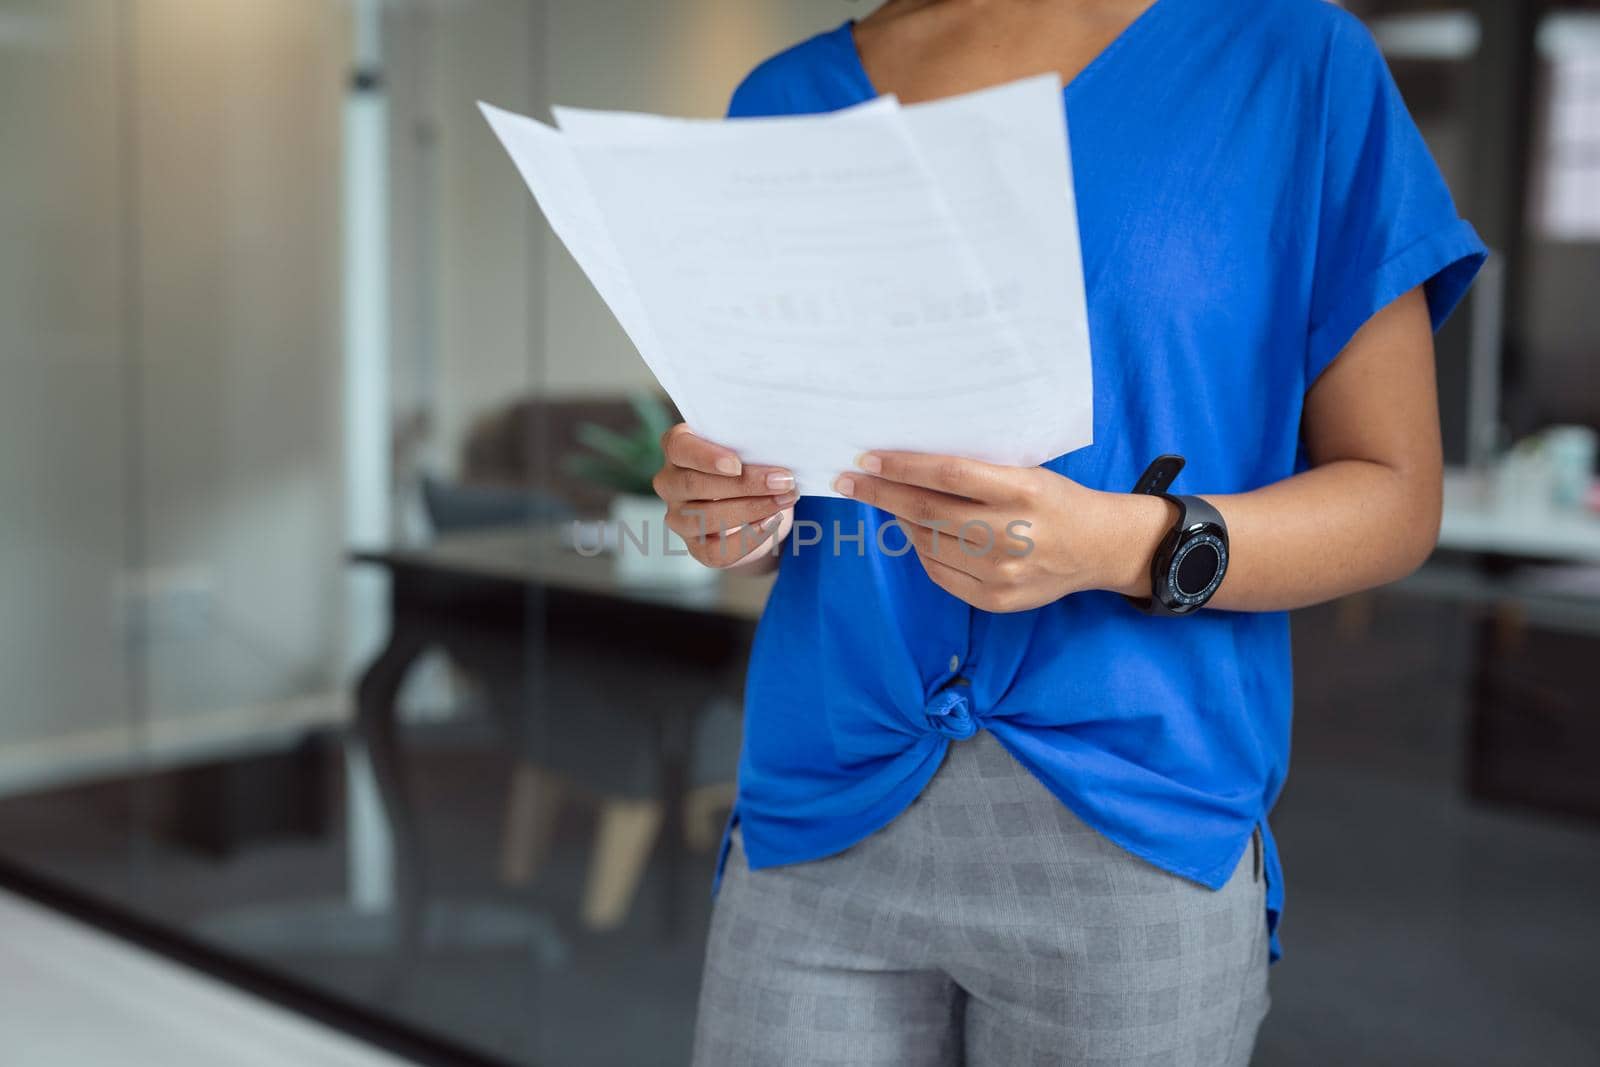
top-left (0, 0), bottom-right (347, 788)
top-left (0, 1), bottom-right (131, 753)
top-left (129, 0), bottom-right (346, 700)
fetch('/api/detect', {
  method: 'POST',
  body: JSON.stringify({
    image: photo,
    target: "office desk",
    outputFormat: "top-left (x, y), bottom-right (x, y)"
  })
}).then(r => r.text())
top-left (350, 525), bottom-right (773, 960)
top-left (366, 525), bottom-right (772, 620)
top-left (1406, 468), bottom-right (1600, 632)
top-left (1437, 468), bottom-right (1600, 564)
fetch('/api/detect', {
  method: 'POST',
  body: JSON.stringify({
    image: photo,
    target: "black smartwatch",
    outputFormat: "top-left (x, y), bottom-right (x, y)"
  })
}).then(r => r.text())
top-left (1123, 454), bottom-right (1228, 616)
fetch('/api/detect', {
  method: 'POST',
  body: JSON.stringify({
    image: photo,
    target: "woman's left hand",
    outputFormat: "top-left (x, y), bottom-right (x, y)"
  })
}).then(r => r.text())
top-left (833, 452), bottom-right (1170, 613)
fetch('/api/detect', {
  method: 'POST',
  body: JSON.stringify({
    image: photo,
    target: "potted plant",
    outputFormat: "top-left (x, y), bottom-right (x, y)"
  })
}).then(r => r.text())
top-left (564, 393), bottom-right (711, 583)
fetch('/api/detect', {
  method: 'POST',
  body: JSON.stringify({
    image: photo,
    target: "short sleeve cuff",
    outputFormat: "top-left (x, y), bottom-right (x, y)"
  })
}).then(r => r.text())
top-left (1305, 218), bottom-right (1488, 387)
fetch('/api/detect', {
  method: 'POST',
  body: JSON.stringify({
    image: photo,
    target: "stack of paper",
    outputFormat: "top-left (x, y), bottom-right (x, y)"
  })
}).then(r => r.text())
top-left (480, 76), bottom-right (1092, 496)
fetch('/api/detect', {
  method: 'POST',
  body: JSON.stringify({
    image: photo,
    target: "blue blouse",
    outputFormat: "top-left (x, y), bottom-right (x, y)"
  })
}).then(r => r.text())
top-left (719, 0), bottom-right (1485, 960)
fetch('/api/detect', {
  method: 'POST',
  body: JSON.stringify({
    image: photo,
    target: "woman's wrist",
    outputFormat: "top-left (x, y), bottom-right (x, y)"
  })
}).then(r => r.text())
top-left (1086, 490), bottom-right (1175, 598)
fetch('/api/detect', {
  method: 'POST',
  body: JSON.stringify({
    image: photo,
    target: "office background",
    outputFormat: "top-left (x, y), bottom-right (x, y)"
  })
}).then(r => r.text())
top-left (2, 1), bottom-right (1598, 1065)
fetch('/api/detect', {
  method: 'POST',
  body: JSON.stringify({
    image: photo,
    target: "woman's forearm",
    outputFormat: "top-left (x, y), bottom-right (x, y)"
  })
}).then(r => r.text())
top-left (1095, 457), bottom-right (1442, 612)
top-left (1096, 288), bottom-right (1443, 614)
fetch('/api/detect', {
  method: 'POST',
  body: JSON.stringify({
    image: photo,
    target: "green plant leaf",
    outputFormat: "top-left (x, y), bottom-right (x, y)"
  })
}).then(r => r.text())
top-left (565, 395), bottom-right (673, 496)
top-left (575, 422), bottom-right (647, 466)
top-left (628, 392), bottom-right (674, 444)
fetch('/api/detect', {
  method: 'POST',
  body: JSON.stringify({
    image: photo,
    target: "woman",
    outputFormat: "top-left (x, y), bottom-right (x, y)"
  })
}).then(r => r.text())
top-left (653, 1), bottom-right (1485, 1063)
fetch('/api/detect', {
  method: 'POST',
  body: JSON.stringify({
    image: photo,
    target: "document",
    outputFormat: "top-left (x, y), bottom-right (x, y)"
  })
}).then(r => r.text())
top-left (481, 76), bottom-right (1092, 496)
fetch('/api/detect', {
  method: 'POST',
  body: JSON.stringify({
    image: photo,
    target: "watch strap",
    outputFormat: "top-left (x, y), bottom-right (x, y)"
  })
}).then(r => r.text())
top-left (1132, 454), bottom-right (1185, 497)
top-left (1125, 456), bottom-right (1183, 615)
top-left (1124, 497), bottom-right (1180, 616)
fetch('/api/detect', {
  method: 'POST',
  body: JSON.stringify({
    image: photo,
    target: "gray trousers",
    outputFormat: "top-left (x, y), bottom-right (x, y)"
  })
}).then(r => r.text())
top-left (692, 730), bottom-right (1269, 1066)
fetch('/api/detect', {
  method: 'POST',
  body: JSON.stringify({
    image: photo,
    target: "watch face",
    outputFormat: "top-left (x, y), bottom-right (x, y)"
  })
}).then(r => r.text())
top-left (1165, 527), bottom-right (1227, 609)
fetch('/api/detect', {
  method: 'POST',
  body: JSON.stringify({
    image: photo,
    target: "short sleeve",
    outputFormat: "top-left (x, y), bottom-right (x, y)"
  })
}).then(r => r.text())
top-left (1306, 15), bottom-right (1487, 385)
top-left (726, 48), bottom-right (806, 119)
top-left (727, 64), bottom-right (787, 119)
top-left (726, 25), bottom-right (868, 121)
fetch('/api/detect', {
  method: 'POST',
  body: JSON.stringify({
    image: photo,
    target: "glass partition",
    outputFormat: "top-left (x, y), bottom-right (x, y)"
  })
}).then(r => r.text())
top-left (1, 3), bottom-right (1596, 1066)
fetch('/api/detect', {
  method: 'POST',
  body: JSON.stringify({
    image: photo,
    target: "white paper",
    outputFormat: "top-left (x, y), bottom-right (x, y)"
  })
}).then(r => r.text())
top-left (481, 79), bottom-right (1092, 496)
top-left (478, 103), bottom-right (695, 422)
top-left (894, 76), bottom-right (1092, 448)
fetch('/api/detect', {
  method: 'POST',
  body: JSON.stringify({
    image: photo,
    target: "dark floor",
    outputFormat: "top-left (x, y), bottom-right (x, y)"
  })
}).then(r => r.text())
top-left (0, 596), bottom-right (1597, 1066)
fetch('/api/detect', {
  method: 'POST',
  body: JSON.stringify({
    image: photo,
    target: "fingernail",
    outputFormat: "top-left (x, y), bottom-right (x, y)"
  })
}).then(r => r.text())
top-left (766, 471), bottom-right (795, 491)
top-left (715, 457), bottom-right (741, 476)
top-left (774, 490), bottom-right (798, 506)
top-left (856, 453), bottom-right (882, 474)
top-left (833, 475), bottom-right (856, 497)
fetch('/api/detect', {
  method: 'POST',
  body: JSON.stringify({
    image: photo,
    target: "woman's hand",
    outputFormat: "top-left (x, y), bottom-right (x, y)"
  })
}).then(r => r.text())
top-left (653, 424), bottom-right (797, 570)
top-left (833, 453), bottom-right (1173, 612)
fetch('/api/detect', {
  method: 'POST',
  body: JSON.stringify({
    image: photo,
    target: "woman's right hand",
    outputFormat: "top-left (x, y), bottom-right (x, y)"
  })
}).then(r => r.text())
top-left (653, 424), bottom-right (797, 569)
